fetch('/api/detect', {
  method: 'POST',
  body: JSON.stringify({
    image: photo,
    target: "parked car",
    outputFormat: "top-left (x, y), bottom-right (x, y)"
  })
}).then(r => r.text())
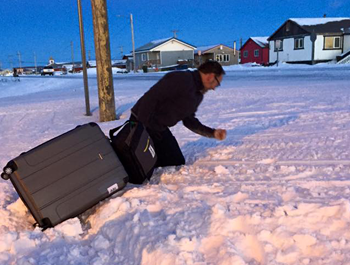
top-left (68, 66), bottom-right (83, 73)
top-left (41, 66), bottom-right (54, 76)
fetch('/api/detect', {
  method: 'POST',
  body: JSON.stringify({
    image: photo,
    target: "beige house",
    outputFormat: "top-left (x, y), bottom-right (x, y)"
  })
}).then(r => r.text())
top-left (134, 37), bottom-right (196, 70)
top-left (194, 44), bottom-right (239, 67)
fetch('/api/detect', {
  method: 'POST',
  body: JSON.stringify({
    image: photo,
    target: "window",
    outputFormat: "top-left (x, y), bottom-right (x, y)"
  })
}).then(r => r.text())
top-left (254, 49), bottom-right (259, 57)
top-left (274, 40), bottom-right (283, 51)
top-left (216, 54), bottom-right (230, 62)
top-left (294, 38), bottom-right (304, 49)
top-left (141, 53), bottom-right (147, 61)
top-left (334, 37), bottom-right (341, 48)
top-left (324, 36), bottom-right (342, 49)
top-left (243, 50), bottom-right (248, 58)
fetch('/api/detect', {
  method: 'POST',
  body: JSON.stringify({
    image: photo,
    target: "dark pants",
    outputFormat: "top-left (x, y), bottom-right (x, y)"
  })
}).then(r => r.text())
top-left (130, 115), bottom-right (185, 168)
top-left (148, 128), bottom-right (185, 168)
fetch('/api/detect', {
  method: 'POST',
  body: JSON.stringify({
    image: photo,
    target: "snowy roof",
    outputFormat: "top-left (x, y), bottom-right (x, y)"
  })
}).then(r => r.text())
top-left (135, 37), bottom-right (172, 52)
top-left (111, 59), bottom-right (127, 64)
top-left (250, 37), bottom-right (269, 48)
top-left (135, 37), bottom-right (195, 52)
top-left (112, 60), bottom-right (127, 66)
top-left (151, 37), bottom-right (173, 45)
top-left (290, 17), bottom-right (350, 26)
top-left (269, 17), bottom-right (350, 40)
top-left (240, 37), bottom-right (269, 50)
top-left (195, 44), bottom-right (233, 55)
top-left (293, 18), bottom-right (350, 34)
top-left (195, 45), bottom-right (219, 53)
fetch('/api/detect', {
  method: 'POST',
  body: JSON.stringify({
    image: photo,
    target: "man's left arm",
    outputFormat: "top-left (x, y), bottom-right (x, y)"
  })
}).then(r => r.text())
top-left (182, 114), bottom-right (226, 140)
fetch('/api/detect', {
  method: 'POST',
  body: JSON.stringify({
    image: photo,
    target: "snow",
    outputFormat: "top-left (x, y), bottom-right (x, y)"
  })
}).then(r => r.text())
top-left (1, 63), bottom-right (350, 264)
top-left (290, 17), bottom-right (350, 26)
top-left (195, 45), bottom-right (219, 54)
top-left (251, 37), bottom-right (269, 48)
top-left (151, 37), bottom-right (172, 44)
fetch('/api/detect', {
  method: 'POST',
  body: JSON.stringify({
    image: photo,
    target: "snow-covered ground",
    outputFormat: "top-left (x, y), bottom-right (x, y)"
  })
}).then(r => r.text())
top-left (1, 64), bottom-right (350, 265)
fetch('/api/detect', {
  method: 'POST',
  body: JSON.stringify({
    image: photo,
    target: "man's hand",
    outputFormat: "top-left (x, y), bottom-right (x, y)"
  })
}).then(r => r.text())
top-left (214, 129), bottom-right (227, 140)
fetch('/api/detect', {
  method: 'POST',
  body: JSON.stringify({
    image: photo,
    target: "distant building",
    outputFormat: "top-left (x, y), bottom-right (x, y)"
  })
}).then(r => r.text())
top-left (194, 44), bottom-right (239, 67)
top-left (112, 59), bottom-right (127, 69)
top-left (240, 37), bottom-right (269, 66)
top-left (134, 37), bottom-right (196, 70)
top-left (268, 17), bottom-right (350, 64)
top-left (47, 58), bottom-right (83, 73)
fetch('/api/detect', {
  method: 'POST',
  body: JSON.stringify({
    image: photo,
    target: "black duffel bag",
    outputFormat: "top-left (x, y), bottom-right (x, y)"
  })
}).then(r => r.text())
top-left (109, 120), bottom-right (157, 184)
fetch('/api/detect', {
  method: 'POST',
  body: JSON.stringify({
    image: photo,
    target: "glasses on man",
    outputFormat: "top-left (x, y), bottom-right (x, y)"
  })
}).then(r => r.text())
top-left (214, 76), bottom-right (221, 87)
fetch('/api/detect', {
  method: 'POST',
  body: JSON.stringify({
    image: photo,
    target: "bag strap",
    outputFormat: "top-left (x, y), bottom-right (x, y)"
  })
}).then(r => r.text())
top-left (125, 121), bottom-right (140, 146)
top-left (109, 120), bottom-right (140, 147)
top-left (109, 120), bottom-right (129, 139)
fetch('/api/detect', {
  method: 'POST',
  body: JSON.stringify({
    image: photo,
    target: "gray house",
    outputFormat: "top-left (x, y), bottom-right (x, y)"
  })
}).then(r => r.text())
top-left (133, 37), bottom-right (196, 70)
top-left (194, 44), bottom-right (239, 67)
top-left (268, 17), bottom-right (350, 64)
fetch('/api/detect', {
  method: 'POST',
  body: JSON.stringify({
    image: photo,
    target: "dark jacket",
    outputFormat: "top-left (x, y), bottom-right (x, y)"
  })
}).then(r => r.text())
top-left (131, 70), bottom-right (215, 138)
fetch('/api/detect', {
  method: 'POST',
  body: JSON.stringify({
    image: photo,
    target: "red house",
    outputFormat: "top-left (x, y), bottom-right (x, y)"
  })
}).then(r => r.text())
top-left (240, 37), bottom-right (269, 66)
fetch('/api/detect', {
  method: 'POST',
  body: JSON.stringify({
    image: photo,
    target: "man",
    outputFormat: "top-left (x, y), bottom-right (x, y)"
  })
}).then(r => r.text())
top-left (131, 61), bottom-right (227, 167)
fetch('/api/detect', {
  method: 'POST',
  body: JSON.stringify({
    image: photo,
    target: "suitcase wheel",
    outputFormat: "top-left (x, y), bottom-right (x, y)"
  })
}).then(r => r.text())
top-left (1, 173), bottom-right (9, 180)
top-left (4, 167), bottom-right (13, 175)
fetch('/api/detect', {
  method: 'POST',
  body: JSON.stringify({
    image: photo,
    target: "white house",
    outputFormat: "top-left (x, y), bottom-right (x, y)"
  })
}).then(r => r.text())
top-left (133, 37), bottom-right (196, 69)
top-left (268, 17), bottom-right (350, 64)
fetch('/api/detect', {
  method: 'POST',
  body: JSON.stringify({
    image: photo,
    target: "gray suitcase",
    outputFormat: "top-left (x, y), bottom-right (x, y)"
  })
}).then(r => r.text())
top-left (1, 123), bottom-right (128, 229)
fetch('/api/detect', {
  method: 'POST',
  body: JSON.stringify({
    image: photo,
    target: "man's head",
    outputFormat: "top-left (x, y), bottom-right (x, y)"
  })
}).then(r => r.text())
top-left (198, 61), bottom-right (225, 92)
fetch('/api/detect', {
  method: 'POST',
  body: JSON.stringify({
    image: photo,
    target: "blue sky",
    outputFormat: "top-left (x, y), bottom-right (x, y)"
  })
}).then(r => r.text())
top-left (1, 0), bottom-right (349, 69)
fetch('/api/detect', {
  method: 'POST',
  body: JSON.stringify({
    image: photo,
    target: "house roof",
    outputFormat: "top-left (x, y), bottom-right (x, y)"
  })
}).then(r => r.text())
top-left (240, 37), bottom-right (269, 51)
top-left (195, 44), bottom-right (233, 55)
top-left (290, 18), bottom-right (350, 33)
top-left (269, 17), bottom-right (350, 40)
top-left (250, 37), bottom-right (269, 48)
top-left (195, 44), bottom-right (220, 54)
top-left (290, 17), bottom-right (350, 26)
top-left (135, 37), bottom-right (196, 52)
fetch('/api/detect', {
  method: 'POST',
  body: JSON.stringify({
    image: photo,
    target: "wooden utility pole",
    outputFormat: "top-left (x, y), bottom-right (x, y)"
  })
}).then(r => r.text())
top-left (77, 0), bottom-right (91, 116)
top-left (8, 55), bottom-right (13, 69)
top-left (71, 41), bottom-right (75, 70)
top-left (34, 52), bottom-right (37, 74)
top-left (91, 0), bottom-right (116, 122)
top-left (130, 13), bottom-right (136, 73)
top-left (17, 51), bottom-right (22, 69)
top-left (120, 46), bottom-right (123, 58)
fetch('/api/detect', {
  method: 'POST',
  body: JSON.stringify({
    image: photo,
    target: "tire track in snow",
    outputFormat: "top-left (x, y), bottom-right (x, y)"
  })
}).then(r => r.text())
top-left (194, 159), bottom-right (350, 166)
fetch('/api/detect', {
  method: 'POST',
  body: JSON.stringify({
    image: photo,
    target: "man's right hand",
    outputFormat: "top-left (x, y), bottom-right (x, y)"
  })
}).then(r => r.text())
top-left (214, 129), bottom-right (227, 140)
